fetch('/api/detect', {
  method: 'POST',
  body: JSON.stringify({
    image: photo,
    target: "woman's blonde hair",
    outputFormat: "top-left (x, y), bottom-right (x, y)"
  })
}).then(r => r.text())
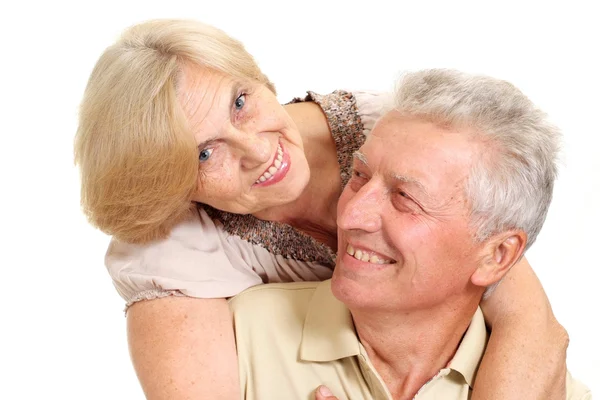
top-left (74, 19), bottom-right (275, 243)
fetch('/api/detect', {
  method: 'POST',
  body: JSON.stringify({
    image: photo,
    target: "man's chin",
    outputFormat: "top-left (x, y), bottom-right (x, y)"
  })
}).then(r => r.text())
top-left (331, 268), bottom-right (391, 308)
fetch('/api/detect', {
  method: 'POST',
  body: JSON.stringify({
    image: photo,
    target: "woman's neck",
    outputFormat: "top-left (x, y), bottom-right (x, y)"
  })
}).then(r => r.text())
top-left (252, 101), bottom-right (341, 250)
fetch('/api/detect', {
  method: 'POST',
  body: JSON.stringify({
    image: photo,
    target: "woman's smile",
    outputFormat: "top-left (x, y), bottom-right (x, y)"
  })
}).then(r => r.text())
top-left (178, 64), bottom-right (310, 214)
top-left (253, 140), bottom-right (291, 187)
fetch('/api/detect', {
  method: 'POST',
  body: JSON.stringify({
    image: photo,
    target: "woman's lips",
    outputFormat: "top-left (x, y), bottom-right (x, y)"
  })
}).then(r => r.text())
top-left (253, 140), bottom-right (291, 187)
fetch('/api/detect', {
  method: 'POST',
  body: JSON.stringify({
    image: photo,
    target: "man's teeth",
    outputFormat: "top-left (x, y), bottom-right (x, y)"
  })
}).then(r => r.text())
top-left (256, 143), bottom-right (284, 184)
top-left (346, 244), bottom-right (392, 265)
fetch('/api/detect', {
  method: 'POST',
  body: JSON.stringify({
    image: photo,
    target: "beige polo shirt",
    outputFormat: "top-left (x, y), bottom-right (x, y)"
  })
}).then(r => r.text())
top-left (229, 280), bottom-right (591, 400)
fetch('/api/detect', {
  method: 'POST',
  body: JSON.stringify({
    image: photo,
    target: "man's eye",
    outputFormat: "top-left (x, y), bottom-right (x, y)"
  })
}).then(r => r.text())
top-left (352, 170), bottom-right (369, 182)
top-left (396, 191), bottom-right (414, 203)
top-left (349, 170), bottom-right (368, 191)
top-left (395, 191), bottom-right (420, 212)
top-left (234, 94), bottom-right (246, 110)
top-left (199, 148), bottom-right (213, 162)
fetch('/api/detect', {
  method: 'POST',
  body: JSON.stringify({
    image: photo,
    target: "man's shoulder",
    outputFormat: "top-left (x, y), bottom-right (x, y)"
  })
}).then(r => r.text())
top-left (228, 281), bottom-right (320, 318)
top-left (229, 282), bottom-right (321, 365)
top-left (230, 281), bottom-right (320, 299)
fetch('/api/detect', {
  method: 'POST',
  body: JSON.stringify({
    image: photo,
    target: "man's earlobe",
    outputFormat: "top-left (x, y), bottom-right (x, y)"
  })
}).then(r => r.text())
top-left (471, 231), bottom-right (527, 287)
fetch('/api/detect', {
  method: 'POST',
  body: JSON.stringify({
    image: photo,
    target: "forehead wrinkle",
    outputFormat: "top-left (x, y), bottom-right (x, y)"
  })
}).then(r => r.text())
top-left (183, 73), bottom-right (232, 142)
top-left (180, 81), bottom-right (209, 131)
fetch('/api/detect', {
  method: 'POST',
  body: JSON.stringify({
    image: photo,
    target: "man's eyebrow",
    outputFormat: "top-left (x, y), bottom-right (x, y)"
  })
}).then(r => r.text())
top-left (390, 173), bottom-right (430, 198)
top-left (353, 151), bottom-right (368, 166)
top-left (354, 150), bottom-right (431, 199)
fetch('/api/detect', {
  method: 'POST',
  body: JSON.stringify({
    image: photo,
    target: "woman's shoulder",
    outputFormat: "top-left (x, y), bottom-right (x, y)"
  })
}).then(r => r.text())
top-left (105, 207), bottom-right (334, 311)
top-left (352, 90), bottom-right (394, 135)
top-left (105, 208), bottom-right (263, 310)
top-left (289, 89), bottom-right (393, 136)
top-left (289, 89), bottom-right (392, 186)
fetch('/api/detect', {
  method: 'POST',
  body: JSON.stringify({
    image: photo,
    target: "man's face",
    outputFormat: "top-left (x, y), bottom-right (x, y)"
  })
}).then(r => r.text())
top-left (331, 112), bottom-right (487, 312)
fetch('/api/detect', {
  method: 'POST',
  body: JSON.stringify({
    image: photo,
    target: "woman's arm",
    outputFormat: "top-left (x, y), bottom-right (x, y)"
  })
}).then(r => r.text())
top-left (127, 297), bottom-right (239, 399)
top-left (473, 257), bottom-right (569, 400)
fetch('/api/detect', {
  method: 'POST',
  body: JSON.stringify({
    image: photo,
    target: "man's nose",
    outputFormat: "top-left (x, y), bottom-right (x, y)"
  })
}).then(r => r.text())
top-left (337, 182), bottom-right (383, 233)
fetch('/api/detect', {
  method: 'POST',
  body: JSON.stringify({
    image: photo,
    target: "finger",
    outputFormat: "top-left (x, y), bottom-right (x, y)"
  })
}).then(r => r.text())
top-left (315, 385), bottom-right (339, 400)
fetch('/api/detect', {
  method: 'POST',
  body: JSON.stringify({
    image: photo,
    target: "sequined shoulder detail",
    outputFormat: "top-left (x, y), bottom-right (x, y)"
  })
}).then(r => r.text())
top-left (291, 90), bottom-right (366, 187)
top-left (204, 206), bottom-right (336, 266)
top-left (204, 91), bottom-right (366, 265)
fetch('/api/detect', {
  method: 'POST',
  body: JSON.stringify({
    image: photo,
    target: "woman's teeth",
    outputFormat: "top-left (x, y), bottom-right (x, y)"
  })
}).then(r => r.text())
top-left (346, 244), bottom-right (392, 265)
top-left (256, 143), bottom-right (284, 183)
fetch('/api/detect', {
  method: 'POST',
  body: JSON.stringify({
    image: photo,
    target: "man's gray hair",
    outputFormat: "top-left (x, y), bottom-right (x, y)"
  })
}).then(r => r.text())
top-left (393, 69), bottom-right (561, 250)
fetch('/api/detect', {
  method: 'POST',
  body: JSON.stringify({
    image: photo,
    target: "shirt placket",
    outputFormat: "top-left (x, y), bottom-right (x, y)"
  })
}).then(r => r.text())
top-left (356, 353), bottom-right (393, 400)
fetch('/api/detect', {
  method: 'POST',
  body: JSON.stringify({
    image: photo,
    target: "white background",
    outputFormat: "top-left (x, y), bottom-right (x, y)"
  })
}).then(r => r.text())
top-left (1, 0), bottom-right (598, 398)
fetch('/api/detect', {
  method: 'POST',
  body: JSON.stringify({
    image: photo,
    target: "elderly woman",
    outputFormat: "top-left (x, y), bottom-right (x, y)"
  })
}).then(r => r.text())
top-left (75, 19), bottom-right (568, 399)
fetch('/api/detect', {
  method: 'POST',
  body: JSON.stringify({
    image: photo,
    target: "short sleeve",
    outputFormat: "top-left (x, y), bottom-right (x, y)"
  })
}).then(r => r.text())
top-left (352, 90), bottom-right (394, 136)
top-left (105, 208), bottom-right (263, 310)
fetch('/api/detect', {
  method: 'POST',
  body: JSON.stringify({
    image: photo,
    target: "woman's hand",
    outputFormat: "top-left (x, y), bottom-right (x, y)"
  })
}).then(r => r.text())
top-left (127, 296), bottom-right (239, 399)
top-left (315, 385), bottom-right (340, 400)
top-left (474, 257), bottom-right (569, 400)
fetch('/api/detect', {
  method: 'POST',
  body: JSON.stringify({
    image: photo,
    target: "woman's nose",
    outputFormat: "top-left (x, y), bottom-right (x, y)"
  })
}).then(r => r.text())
top-left (227, 124), bottom-right (272, 169)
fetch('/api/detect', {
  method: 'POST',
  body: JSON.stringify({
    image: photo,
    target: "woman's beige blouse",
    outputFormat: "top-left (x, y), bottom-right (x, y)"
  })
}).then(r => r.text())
top-left (105, 90), bottom-right (392, 310)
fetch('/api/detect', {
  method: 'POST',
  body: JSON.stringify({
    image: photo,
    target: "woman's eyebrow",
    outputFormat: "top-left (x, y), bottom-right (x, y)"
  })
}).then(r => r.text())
top-left (196, 135), bottom-right (218, 151)
top-left (229, 80), bottom-right (244, 106)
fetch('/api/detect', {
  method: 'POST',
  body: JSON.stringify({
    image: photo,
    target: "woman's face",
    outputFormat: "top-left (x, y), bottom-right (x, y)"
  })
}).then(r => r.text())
top-left (178, 63), bottom-right (310, 214)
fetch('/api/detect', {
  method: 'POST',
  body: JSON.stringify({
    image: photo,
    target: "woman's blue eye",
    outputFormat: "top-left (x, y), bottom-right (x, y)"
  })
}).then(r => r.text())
top-left (234, 94), bottom-right (246, 110)
top-left (199, 148), bottom-right (213, 162)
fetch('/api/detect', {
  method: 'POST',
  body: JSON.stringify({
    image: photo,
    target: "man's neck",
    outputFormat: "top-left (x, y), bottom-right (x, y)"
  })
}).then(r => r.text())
top-left (351, 294), bottom-right (481, 399)
top-left (252, 102), bottom-right (341, 250)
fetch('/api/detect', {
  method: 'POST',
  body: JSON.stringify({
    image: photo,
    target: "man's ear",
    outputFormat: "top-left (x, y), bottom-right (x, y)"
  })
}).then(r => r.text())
top-left (471, 231), bottom-right (527, 288)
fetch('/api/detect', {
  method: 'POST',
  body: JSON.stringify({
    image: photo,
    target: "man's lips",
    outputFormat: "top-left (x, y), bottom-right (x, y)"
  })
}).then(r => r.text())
top-left (344, 243), bottom-right (396, 265)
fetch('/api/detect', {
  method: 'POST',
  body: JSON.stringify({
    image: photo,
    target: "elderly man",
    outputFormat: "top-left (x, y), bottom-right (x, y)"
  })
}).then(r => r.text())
top-left (228, 69), bottom-right (591, 399)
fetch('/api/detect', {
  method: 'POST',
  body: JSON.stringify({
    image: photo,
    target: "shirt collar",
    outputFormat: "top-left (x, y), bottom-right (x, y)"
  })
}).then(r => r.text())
top-left (300, 280), bottom-right (360, 361)
top-left (447, 307), bottom-right (488, 388)
top-left (300, 279), bottom-right (488, 389)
